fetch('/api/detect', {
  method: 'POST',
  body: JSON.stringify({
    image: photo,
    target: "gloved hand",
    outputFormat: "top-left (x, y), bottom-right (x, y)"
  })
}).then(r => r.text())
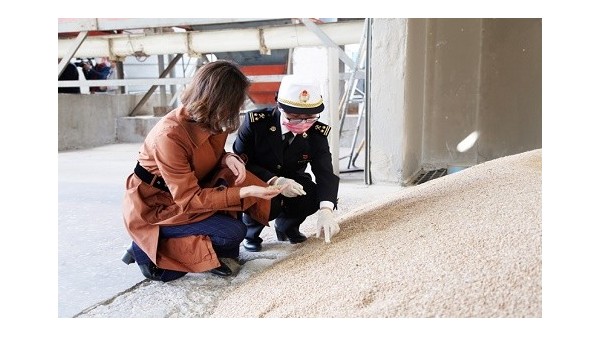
top-left (273, 177), bottom-right (306, 198)
top-left (316, 208), bottom-right (340, 243)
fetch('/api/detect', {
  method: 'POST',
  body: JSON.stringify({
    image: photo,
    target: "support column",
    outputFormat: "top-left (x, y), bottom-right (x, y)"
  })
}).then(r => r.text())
top-left (369, 19), bottom-right (409, 184)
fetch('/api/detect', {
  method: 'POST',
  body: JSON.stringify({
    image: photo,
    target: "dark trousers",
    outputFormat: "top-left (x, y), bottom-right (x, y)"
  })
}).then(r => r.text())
top-left (245, 176), bottom-right (320, 242)
top-left (130, 213), bottom-right (246, 281)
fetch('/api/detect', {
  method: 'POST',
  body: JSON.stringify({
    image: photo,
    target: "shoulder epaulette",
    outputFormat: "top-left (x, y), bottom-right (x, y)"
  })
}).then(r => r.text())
top-left (312, 121), bottom-right (331, 137)
top-left (248, 108), bottom-right (273, 123)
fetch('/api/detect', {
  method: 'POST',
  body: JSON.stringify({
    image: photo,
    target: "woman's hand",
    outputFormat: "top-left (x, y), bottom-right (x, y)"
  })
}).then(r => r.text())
top-left (224, 155), bottom-right (246, 185)
top-left (240, 185), bottom-right (283, 199)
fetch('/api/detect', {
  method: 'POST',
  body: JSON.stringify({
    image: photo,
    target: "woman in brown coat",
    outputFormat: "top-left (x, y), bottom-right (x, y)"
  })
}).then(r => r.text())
top-left (121, 60), bottom-right (281, 282)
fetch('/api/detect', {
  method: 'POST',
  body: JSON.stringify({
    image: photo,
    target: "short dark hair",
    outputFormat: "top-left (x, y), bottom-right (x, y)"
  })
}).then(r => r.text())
top-left (180, 60), bottom-right (249, 133)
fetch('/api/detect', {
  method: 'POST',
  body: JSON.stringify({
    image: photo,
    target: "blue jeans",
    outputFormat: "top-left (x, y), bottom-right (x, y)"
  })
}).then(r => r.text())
top-left (159, 213), bottom-right (246, 258)
top-left (131, 213), bottom-right (246, 281)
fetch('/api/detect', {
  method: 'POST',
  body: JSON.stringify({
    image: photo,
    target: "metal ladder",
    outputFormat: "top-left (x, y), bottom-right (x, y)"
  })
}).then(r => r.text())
top-left (338, 20), bottom-right (368, 172)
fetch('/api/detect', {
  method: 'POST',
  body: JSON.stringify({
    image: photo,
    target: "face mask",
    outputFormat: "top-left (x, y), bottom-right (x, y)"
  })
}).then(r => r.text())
top-left (283, 120), bottom-right (316, 134)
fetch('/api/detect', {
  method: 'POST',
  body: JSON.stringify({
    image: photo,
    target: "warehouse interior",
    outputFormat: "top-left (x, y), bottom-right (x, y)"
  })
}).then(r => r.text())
top-left (39, 4), bottom-right (600, 336)
top-left (58, 18), bottom-right (541, 185)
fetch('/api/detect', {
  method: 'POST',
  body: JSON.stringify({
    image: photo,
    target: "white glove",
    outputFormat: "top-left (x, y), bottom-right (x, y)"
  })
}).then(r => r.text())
top-left (316, 208), bottom-right (340, 243)
top-left (273, 177), bottom-right (306, 198)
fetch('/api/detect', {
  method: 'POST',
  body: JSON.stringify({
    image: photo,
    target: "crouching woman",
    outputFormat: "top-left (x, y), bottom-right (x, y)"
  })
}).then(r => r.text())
top-left (121, 60), bottom-right (281, 282)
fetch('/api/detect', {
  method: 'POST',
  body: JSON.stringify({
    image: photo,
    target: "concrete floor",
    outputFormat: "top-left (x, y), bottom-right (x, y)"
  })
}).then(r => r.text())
top-left (58, 139), bottom-right (403, 318)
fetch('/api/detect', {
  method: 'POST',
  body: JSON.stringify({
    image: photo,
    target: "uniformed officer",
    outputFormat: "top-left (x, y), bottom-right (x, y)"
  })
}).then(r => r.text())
top-left (233, 75), bottom-right (341, 252)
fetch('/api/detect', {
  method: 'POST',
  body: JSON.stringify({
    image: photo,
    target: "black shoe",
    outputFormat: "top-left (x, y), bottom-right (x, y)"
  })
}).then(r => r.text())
top-left (275, 229), bottom-right (289, 241)
top-left (122, 245), bottom-right (163, 281)
top-left (209, 259), bottom-right (232, 276)
top-left (243, 239), bottom-right (262, 252)
top-left (139, 263), bottom-right (164, 281)
top-left (275, 227), bottom-right (307, 244)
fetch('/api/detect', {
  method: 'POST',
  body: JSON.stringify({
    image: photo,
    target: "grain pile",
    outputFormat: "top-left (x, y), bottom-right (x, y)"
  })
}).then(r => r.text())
top-left (210, 149), bottom-right (542, 317)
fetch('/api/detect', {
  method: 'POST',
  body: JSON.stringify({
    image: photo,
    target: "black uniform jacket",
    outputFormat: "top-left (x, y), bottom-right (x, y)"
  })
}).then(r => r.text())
top-left (233, 107), bottom-right (339, 206)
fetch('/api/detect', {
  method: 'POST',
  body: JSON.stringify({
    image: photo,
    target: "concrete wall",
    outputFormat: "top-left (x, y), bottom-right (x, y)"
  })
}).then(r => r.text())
top-left (370, 19), bottom-right (408, 183)
top-left (370, 18), bottom-right (542, 184)
top-left (477, 19), bottom-right (542, 161)
top-left (421, 19), bottom-right (484, 169)
top-left (58, 94), bottom-right (168, 150)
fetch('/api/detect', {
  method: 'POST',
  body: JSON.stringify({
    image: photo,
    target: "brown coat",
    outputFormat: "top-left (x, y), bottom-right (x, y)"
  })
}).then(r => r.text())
top-left (122, 107), bottom-right (270, 273)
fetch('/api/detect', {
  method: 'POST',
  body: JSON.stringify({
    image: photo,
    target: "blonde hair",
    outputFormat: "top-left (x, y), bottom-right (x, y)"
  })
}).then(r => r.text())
top-left (180, 60), bottom-right (249, 133)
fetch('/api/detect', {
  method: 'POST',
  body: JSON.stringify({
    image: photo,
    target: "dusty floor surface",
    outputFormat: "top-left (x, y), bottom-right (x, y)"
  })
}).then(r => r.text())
top-left (77, 149), bottom-right (541, 318)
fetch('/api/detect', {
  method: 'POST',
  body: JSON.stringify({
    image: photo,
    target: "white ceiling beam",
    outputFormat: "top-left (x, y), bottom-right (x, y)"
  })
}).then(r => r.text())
top-left (58, 18), bottom-right (285, 33)
top-left (58, 21), bottom-right (364, 59)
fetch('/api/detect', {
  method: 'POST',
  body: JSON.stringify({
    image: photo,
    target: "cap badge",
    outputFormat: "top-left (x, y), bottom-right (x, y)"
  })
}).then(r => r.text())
top-left (299, 90), bottom-right (310, 103)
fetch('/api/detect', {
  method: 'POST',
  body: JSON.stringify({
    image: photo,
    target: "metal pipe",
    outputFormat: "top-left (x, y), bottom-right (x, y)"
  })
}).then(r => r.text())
top-left (364, 19), bottom-right (373, 185)
top-left (57, 74), bottom-right (298, 88)
top-left (58, 21), bottom-right (364, 59)
top-left (58, 18), bottom-right (281, 34)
